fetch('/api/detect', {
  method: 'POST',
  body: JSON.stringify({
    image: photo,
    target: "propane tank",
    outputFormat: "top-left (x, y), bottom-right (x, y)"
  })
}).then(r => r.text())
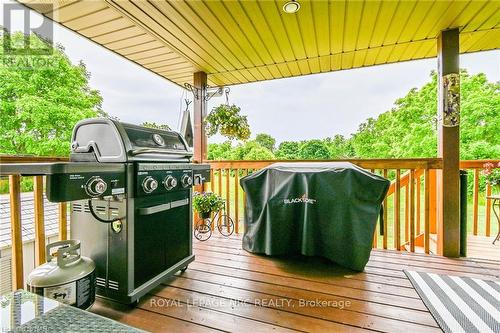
top-left (27, 240), bottom-right (96, 309)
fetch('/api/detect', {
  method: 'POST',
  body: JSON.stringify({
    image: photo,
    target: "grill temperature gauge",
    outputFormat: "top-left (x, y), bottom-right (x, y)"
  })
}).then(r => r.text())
top-left (164, 176), bottom-right (177, 190)
top-left (85, 176), bottom-right (107, 197)
top-left (142, 176), bottom-right (158, 193)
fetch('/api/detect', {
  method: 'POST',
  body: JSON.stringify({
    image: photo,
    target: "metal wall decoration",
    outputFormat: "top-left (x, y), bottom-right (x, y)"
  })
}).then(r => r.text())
top-left (441, 73), bottom-right (460, 127)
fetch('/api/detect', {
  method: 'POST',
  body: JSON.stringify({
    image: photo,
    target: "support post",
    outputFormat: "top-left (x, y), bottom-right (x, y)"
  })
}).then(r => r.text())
top-left (193, 72), bottom-right (207, 164)
top-left (437, 28), bottom-right (460, 257)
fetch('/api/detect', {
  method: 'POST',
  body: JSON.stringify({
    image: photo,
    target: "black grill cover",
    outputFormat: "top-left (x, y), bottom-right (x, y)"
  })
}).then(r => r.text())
top-left (240, 162), bottom-right (390, 271)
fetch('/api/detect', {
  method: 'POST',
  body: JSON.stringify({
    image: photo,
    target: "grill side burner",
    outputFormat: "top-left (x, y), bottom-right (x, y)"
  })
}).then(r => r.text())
top-left (0, 118), bottom-right (210, 304)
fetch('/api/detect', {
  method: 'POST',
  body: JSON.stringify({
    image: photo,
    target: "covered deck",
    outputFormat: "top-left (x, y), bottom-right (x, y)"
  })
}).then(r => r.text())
top-left (91, 235), bottom-right (499, 333)
top-left (1, 1), bottom-right (499, 332)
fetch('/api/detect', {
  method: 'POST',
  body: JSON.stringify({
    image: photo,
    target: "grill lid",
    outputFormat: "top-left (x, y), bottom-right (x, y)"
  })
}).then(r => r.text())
top-left (70, 118), bottom-right (192, 163)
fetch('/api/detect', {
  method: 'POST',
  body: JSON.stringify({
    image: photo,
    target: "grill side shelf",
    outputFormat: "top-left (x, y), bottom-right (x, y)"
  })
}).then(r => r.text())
top-left (0, 163), bottom-right (127, 203)
top-left (0, 162), bottom-right (125, 175)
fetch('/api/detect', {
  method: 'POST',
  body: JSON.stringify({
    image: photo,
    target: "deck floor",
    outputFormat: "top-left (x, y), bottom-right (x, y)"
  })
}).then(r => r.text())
top-left (91, 235), bottom-right (500, 333)
top-left (467, 235), bottom-right (500, 260)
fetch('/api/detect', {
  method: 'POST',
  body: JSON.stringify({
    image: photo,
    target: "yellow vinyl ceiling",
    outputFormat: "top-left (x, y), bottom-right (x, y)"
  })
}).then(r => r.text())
top-left (21, 0), bottom-right (500, 87)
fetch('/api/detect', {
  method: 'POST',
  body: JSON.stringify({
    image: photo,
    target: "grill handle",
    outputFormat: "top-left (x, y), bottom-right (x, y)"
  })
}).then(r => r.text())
top-left (138, 199), bottom-right (189, 215)
top-left (129, 148), bottom-right (193, 157)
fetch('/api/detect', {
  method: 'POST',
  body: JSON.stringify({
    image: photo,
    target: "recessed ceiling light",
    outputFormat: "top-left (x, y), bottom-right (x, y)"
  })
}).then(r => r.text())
top-left (283, 0), bottom-right (300, 14)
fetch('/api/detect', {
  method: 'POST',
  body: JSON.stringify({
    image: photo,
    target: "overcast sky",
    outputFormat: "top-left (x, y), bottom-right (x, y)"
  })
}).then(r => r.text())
top-left (4, 1), bottom-right (499, 144)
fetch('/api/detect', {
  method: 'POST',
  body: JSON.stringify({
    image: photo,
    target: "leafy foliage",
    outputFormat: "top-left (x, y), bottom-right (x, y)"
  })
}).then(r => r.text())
top-left (482, 162), bottom-right (500, 186)
top-left (229, 141), bottom-right (274, 160)
top-left (275, 141), bottom-right (300, 159)
top-left (298, 140), bottom-right (331, 160)
top-left (351, 71), bottom-right (500, 159)
top-left (205, 104), bottom-right (251, 140)
top-left (207, 141), bottom-right (233, 160)
top-left (193, 192), bottom-right (225, 214)
top-left (325, 135), bottom-right (355, 158)
top-left (255, 133), bottom-right (276, 152)
top-left (0, 32), bottom-right (103, 156)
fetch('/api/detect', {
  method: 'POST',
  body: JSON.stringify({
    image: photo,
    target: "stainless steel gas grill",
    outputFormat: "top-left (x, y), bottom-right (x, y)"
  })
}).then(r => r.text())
top-left (1, 118), bottom-right (210, 304)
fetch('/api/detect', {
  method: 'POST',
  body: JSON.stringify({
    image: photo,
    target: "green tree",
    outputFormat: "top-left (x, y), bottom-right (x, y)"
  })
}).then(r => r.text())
top-left (325, 135), bottom-right (355, 158)
top-left (351, 71), bottom-right (500, 159)
top-left (275, 141), bottom-right (300, 159)
top-left (230, 141), bottom-right (274, 160)
top-left (141, 122), bottom-right (171, 130)
top-left (207, 141), bottom-right (233, 160)
top-left (0, 32), bottom-right (103, 156)
top-left (255, 133), bottom-right (276, 152)
top-left (298, 140), bottom-right (331, 160)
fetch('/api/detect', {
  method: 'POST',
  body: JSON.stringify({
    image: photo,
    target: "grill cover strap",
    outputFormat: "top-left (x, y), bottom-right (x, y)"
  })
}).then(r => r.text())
top-left (240, 162), bottom-right (390, 271)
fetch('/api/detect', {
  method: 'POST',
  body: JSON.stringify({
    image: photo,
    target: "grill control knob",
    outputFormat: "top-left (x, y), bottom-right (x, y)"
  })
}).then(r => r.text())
top-left (142, 176), bottom-right (158, 193)
top-left (164, 176), bottom-right (177, 190)
top-left (181, 174), bottom-right (193, 188)
top-left (86, 177), bottom-right (107, 197)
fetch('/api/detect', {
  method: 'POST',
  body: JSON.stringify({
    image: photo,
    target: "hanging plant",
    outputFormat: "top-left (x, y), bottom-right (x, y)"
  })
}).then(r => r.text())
top-left (205, 104), bottom-right (251, 140)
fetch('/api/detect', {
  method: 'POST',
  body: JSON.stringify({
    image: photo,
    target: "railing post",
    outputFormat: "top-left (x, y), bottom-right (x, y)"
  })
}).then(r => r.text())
top-left (404, 183), bottom-right (409, 243)
top-left (416, 172), bottom-right (421, 234)
top-left (485, 183), bottom-right (492, 237)
top-left (9, 175), bottom-right (24, 290)
top-left (428, 169), bottom-right (437, 235)
top-left (225, 168), bottom-right (231, 221)
top-left (382, 169), bottom-right (388, 249)
top-left (437, 28), bottom-right (460, 257)
top-left (394, 169), bottom-right (401, 250)
top-left (33, 176), bottom-right (46, 266)
top-left (424, 169), bottom-right (431, 254)
top-left (234, 169), bottom-right (239, 234)
top-left (409, 170), bottom-right (415, 252)
top-left (472, 169), bottom-right (479, 235)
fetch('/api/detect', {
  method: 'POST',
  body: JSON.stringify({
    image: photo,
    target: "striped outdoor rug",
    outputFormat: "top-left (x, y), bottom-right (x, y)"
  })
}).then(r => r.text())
top-left (405, 270), bottom-right (500, 333)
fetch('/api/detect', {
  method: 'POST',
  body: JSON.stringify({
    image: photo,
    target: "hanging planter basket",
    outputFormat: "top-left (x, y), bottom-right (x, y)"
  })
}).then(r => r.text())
top-left (204, 104), bottom-right (251, 140)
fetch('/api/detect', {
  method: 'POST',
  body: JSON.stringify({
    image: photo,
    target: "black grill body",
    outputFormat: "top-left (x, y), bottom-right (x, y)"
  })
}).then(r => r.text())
top-left (1, 118), bottom-right (210, 304)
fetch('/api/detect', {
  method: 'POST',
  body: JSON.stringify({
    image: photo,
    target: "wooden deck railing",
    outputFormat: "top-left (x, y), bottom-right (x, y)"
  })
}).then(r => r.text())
top-left (205, 158), bottom-right (500, 255)
top-left (1, 155), bottom-right (70, 290)
top-left (205, 159), bottom-right (443, 254)
top-left (460, 160), bottom-right (500, 238)
top-left (1, 155), bottom-right (498, 290)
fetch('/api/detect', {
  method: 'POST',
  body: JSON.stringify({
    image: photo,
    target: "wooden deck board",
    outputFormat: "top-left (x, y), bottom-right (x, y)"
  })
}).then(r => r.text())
top-left (91, 235), bottom-right (499, 333)
top-left (466, 235), bottom-right (500, 261)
